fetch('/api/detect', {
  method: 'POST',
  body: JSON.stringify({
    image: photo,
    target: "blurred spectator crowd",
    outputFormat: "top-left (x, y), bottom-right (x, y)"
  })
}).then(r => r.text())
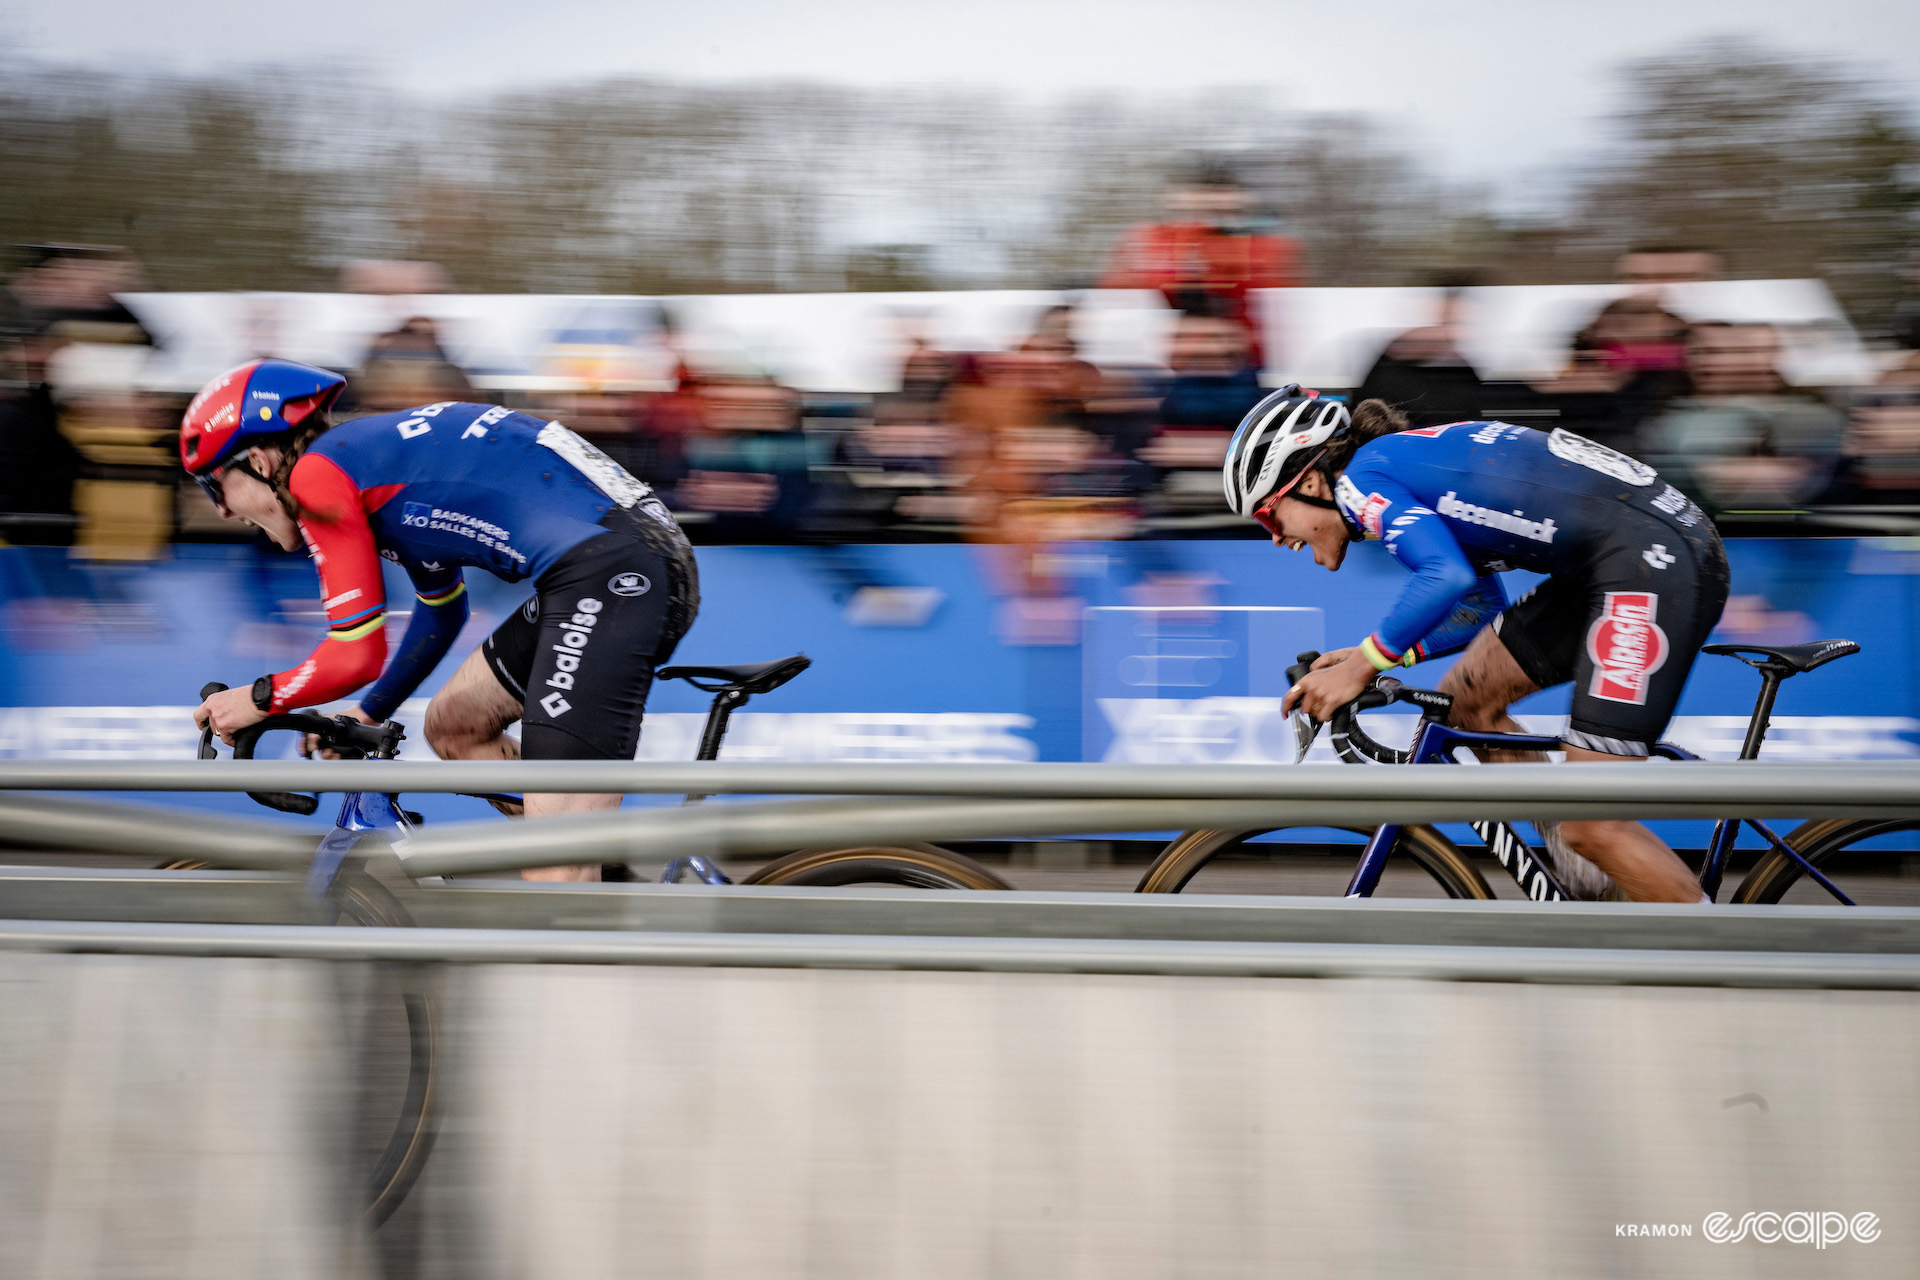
top-left (8, 214), bottom-right (1920, 580)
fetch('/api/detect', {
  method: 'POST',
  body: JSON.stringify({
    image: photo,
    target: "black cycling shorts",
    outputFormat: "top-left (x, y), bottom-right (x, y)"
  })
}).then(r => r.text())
top-left (1492, 509), bottom-right (1729, 756)
top-left (482, 501), bottom-right (699, 760)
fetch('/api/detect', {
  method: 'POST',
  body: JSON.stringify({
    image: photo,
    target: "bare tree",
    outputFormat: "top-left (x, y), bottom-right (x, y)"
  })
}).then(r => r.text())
top-left (1573, 36), bottom-right (1920, 319)
top-left (2, 38), bottom-right (1908, 317)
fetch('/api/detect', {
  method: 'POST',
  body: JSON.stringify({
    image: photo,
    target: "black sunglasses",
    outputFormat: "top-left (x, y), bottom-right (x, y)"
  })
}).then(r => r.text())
top-left (193, 458), bottom-right (271, 509)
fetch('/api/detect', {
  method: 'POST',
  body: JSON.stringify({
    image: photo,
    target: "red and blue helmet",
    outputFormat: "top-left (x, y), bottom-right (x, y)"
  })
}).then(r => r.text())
top-left (179, 359), bottom-right (346, 476)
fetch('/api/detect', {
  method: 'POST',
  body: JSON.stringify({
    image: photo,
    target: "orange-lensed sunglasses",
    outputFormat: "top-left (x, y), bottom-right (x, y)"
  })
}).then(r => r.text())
top-left (1249, 446), bottom-right (1333, 539)
top-left (1252, 491), bottom-right (1288, 539)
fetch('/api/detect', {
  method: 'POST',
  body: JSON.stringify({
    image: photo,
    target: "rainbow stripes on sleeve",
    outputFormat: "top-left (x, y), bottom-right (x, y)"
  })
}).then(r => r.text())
top-left (416, 580), bottom-right (466, 608)
top-left (1361, 633), bottom-right (1425, 671)
top-left (327, 581), bottom-right (460, 644)
top-left (327, 604), bottom-right (386, 643)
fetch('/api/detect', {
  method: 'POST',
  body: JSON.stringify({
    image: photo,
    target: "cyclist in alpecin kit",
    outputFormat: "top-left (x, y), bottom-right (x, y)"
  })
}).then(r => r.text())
top-left (1225, 388), bottom-right (1729, 902)
top-left (182, 359), bottom-right (699, 881)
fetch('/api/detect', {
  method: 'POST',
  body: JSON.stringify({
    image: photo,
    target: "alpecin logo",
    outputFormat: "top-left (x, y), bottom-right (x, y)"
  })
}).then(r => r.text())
top-left (1586, 591), bottom-right (1668, 705)
top-left (1703, 1211), bottom-right (1879, 1247)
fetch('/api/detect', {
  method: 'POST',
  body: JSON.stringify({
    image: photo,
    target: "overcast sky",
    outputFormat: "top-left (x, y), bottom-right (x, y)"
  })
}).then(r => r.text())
top-left (7, 0), bottom-right (1919, 198)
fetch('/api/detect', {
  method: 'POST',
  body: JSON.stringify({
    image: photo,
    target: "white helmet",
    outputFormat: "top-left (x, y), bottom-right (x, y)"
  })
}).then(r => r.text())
top-left (1221, 385), bottom-right (1350, 518)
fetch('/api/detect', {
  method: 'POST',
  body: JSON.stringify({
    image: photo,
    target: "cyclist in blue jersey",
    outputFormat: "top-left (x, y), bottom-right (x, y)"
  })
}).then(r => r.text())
top-left (1225, 389), bottom-right (1729, 902)
top-left (180, 359), bottom-right (700, 880)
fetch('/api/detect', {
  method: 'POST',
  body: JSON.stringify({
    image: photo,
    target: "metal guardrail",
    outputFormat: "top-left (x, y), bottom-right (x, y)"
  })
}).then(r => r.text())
top-left (5, 917), bottom-right (1920, 988)
top-left (0, 794), bottom-right (313, 869)
top-left (5, 757), bottom-right (1917, 804)
top-left (7, 866), bottom-right (1920, 956)
top-left (6, 760), bottom-right (1920, 877)
top-left (402, 793), bottom-right (1915, 880)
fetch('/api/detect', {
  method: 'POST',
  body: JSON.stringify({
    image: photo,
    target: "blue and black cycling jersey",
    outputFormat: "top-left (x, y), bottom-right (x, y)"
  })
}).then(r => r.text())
top-left (271, 400), bottom-right (675, 720)
top-left (1333, 422), bottom-right (1709, 668)
top-left (304, 402), bottom-right (653, 584)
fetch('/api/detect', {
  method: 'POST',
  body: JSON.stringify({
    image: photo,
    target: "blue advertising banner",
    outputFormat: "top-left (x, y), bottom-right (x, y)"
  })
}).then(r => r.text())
top-left (3, 536), bottom-right (1916, 826)
top-left (1082, 607), bottom-right (1323, 764)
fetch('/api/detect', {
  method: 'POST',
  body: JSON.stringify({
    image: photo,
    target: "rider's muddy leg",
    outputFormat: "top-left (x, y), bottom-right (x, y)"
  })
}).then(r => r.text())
top-left (1437, 628), bottom-right (1612, 898)
top-left (1438, 629), bottom-right (1699, 903)
top-left (1435, 628), bottom-right (1544, 763)
top-left (1559, 747), bottom-right (1702, 903)
top-left (425, 649), bottom-right (609, 881)
top-left (425, 647), bottom-right (525, 809)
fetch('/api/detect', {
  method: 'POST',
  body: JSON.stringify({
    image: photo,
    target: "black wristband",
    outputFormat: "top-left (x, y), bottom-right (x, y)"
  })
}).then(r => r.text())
top-left (251, 675), bottom-right (275, 713)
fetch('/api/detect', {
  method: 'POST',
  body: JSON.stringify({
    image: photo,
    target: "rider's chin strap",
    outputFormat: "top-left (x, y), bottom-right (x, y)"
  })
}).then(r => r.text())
top-left (1282, 451), bottom-right (1343, 510)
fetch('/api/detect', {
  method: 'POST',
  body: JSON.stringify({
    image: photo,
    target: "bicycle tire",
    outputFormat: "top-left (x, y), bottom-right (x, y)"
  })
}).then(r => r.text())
top-left (1729, 818), bottom-right (1920, 906)
top-left (1135, 824), bottom-right (1495, 898)
top-left (742, 843), bottom-right (1013, 890)
top-left (155, 858), bottom-right (438, 1227)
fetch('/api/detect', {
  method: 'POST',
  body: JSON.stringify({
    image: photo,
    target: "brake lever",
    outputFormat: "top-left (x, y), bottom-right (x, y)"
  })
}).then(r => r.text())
top-left (1291, 711), bottom-right (1324, 765)
top-left (1289, 656), bottom-right (1396, 763)
top-left (1286, 651), bottom-right (1326, 764)
top-left (1285, 659), bottom-right (1418, 764)
top-left (197, 681), bottom-right (227, 760)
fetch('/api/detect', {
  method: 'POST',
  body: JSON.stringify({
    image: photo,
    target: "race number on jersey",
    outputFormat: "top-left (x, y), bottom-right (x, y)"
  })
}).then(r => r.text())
top-left (1549, 428), bottom-right (1657, 487)
top-left (537, 423), bottom-right (652, 508)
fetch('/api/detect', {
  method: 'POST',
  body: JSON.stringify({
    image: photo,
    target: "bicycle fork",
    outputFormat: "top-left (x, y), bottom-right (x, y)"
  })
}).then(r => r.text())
top-left (306, 790), bottom-right (412, 900)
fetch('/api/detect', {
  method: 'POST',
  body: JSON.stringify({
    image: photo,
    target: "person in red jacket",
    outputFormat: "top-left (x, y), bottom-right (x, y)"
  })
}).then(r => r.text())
top-left (1100, 161), bottom-right (1302, 365)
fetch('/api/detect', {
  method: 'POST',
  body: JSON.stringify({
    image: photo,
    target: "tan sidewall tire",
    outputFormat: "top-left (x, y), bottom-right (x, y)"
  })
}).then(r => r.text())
top-left (743, 843), bottom-right (1013, 890)
top-left (1728, 818), bottom-right (1918, 905)
top-left (1135, 824), bottom-right (1493, 898)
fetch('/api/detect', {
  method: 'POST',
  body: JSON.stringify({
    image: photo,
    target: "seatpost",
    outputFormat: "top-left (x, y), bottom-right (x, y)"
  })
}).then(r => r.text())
top-left (683, 686), bottom-right (751, 805)
top-left (697, 687), bottom-right (750, 762)
top-left (1738, 669), bottom-right (1785, 761)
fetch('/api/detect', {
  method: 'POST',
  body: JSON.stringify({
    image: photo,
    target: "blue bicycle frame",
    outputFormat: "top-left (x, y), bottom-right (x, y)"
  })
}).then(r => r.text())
top-left (298, 761), bottom-right (734, 893)
top-left (226, 653), bottom-right (810, 896)
top-left (306, 788), bottom-right (413, 898)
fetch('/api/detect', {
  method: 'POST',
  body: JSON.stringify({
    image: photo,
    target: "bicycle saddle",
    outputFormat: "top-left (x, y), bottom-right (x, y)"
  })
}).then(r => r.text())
top-left (1702, 639), bottom-right (1859, 675)
top-left (659, 654), bottom-right (811, 694)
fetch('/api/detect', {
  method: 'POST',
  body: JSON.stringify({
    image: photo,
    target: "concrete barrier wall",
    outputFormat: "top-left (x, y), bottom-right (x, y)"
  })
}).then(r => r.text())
top-left (0, 953), bottom-right (372, 1280)
top-left (432, 964), bottom-right (1920, 1279)
top-left (5, 949), bottom-right (1917, 1278)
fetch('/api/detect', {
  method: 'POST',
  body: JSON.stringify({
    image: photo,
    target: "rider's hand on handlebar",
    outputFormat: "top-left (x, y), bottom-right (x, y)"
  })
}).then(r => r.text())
top-left (194, 687), bottom-right (267, 747)
top-left (1282, 648), bottom-right (1378, 722)
top-left (305, 707), bottom-right (379, 759)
